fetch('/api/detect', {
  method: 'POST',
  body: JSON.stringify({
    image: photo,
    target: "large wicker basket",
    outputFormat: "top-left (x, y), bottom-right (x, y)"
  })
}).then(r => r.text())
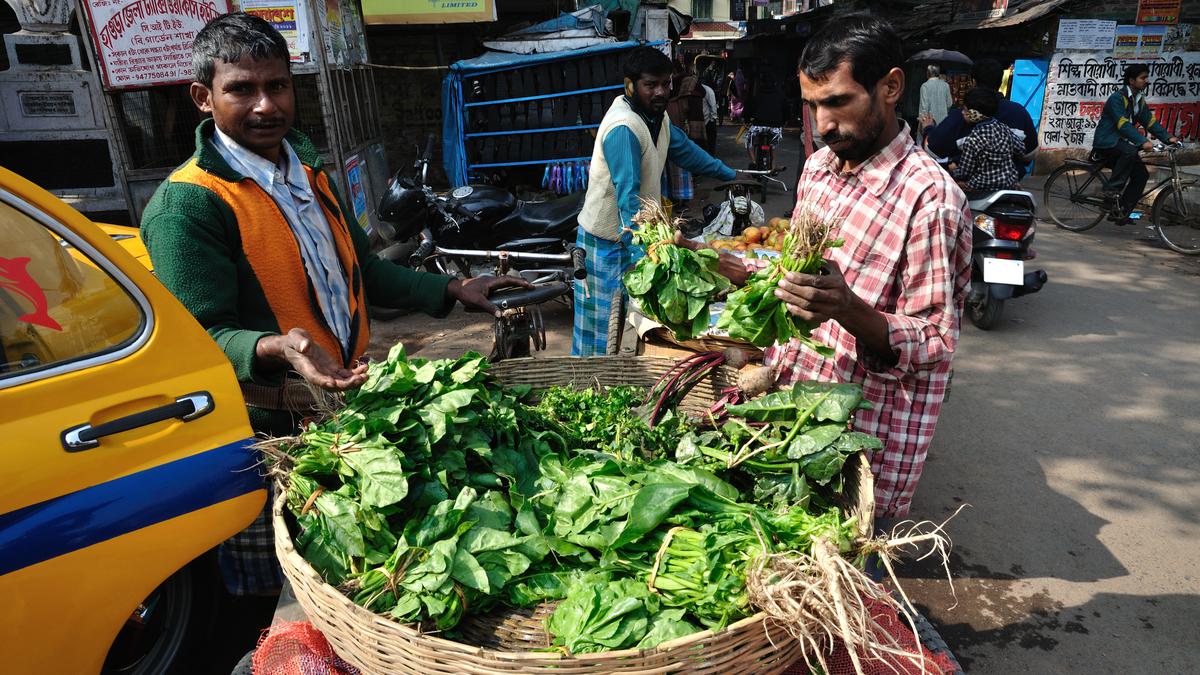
top-left (274, 355), bottom-right (875, 674)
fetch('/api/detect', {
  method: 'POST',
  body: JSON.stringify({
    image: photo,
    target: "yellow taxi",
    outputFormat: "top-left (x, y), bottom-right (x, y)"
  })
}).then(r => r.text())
top-left (0, 166), bottom-right (265, 672)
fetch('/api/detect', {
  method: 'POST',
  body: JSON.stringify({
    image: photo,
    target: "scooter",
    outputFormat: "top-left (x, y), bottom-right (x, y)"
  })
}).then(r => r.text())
top-left (376, 135), bottom-right (586, 360)
top-left (966, 189), bottom-right (1048, 329)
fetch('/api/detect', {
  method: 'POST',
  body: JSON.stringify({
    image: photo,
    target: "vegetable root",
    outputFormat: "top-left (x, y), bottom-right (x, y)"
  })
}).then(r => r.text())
top-left (736, 364), bottom-right (777, 399)
top-left (746, 511), bottom-right (962, 675)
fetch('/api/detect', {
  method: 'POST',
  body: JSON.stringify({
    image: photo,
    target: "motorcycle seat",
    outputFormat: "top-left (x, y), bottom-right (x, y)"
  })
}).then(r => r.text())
top-left (495, 191), bottom-right (584, 239)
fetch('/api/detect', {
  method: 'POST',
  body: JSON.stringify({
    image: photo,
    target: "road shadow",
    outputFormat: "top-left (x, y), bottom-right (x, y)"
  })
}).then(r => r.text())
top-left (905, 590), bottom-right (1199, 673)
top-left (897, 218), bottom-right (1200, 672)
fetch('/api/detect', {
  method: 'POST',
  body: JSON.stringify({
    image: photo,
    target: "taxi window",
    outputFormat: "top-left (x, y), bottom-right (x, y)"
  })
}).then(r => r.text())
top-left (0, 200), bottom-right (145, 381)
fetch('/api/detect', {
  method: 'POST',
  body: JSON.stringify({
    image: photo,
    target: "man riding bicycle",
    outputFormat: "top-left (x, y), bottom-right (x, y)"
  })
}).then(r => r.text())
top-left (1093, 64), bottom-right (1179, 225)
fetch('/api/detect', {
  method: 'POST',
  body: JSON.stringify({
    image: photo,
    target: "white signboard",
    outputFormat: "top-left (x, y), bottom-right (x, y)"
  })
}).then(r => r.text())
top-left (1041, 51), bottom-right (1200, 149)
top-left (84, 0), bottom-right (229, 89)
top-left (1056, 19), bottom-right (1116, 51)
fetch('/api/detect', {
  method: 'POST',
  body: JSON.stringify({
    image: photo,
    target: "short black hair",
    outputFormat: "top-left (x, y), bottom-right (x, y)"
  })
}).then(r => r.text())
top-left (622, 46), bottom-right (672, 83)
top-left (964, 87), bottom-right (998, 117)
top-left (1123, 63), bottom-right (1150, 85)
top-left (193, 12), bottom-right (289, 88)
top-left (971, 58), bottom-right (1004, 91)
top-left (798, 13), bottom-right (902, 92)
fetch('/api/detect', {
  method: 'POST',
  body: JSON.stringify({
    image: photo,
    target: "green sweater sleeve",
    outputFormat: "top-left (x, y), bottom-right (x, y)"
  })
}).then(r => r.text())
top-left (1139, 103), bottom-right (1170, 143)
top-left (140, 181), bottom-right (280, 384)
top-left (1107, 95), bottom-right (1150, 146)
top-left (321, 171), bottom-right (455, 317)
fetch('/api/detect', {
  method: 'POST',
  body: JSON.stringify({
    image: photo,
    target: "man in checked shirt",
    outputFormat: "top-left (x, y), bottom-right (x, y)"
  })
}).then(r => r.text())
top-left (688, 14), bottom-right (972, 533)
top-left (777, 14), bottom-right (972, 531)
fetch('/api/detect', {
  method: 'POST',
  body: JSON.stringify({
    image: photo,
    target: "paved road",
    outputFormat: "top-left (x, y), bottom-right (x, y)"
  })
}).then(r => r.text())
top-left (900, 185), bottom-right (1200, 672)
top-left (370, 129), bottom-right (1200, 672)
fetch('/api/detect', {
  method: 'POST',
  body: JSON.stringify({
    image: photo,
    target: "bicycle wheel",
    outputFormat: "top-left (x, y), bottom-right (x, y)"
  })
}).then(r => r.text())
top-left (1043, 165), bottom-right (1107, 232)
top-left (1152, 183), bottom-right (1200, 255)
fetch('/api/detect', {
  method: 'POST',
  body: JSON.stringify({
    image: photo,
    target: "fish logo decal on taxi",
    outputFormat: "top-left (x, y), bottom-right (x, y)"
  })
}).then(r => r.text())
top-left (0, 256), bottom-right (62, 331)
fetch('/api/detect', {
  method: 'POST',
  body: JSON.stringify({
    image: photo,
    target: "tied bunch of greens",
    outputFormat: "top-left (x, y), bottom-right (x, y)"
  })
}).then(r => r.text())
top-left (675, 382), bottom-right (881, 511)
top-left (624, 200), bottom-right (731, 341)
top-left (717, 208), bottom-right (842, 354)
top-left (274, 346), bottom-right (874, 654)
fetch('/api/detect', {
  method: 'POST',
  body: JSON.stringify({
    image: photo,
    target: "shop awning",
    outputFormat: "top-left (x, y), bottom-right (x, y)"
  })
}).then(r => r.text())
top-left (482, 6), bottom-right (619, 54)
top-left (894, 0), bottom-right (1071, 37)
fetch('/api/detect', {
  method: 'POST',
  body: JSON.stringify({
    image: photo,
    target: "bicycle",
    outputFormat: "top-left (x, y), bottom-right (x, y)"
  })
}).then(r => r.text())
top-left (1042, 142), bottom-right (1200, 255)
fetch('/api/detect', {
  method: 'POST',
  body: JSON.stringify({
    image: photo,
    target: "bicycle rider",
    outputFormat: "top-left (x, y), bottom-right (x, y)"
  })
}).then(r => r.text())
top-left (745, 70), bottom-right (787, 168)
top-left (1092, 64), bottom-right (1179, 225)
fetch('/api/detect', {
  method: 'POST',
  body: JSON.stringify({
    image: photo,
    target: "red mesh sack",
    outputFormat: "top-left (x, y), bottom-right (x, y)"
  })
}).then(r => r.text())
top-left (252, 621), bottom-right (360, 675)
top-left (783, 594), bottom-right (957, 675)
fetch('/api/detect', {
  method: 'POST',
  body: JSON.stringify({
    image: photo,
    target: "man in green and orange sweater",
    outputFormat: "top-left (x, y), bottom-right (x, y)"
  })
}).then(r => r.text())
top-left (140, 12), bottom-right (525, 634)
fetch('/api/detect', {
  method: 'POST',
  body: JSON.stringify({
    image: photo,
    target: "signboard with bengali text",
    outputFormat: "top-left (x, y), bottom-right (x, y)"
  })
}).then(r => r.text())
top-left (1136, 0), bottom-right (1181, 26)
top-left (1041, 51), bottom-right (1200, 149)
top-left (1056, 19), bottom-right (1116, 51)
top-left (82, 0), bottom-right (229, 89)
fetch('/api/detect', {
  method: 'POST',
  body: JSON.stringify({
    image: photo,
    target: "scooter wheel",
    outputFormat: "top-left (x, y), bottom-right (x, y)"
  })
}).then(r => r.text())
top-left (969, 295), bottom-right (1004, 330)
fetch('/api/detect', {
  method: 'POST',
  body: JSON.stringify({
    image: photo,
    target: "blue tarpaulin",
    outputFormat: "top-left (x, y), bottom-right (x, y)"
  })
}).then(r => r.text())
top-left (442, 41), bottom-right (644, 187)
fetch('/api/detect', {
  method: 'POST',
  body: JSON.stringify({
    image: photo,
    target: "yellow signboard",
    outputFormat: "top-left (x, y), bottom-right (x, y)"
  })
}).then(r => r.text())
top-left (362, 0), bottom-right (495, 24)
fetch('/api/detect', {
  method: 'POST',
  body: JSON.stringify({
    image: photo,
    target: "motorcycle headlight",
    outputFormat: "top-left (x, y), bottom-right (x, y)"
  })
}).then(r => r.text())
top-left (974, 214), bottom-right (996, 237)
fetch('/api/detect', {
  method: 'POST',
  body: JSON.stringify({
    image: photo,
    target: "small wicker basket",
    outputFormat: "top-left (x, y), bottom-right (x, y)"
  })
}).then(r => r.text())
top-left (274, 355), bottom-right (875, 674)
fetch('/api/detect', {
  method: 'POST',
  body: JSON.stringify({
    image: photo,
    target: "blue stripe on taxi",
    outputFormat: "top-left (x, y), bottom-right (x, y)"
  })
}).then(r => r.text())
top-left (0, 438), bottom-right (264, 576)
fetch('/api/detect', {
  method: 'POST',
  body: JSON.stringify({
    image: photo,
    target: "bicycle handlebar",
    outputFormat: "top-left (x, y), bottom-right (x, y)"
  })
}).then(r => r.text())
top-left (740, 168), bottom-right (786, 177)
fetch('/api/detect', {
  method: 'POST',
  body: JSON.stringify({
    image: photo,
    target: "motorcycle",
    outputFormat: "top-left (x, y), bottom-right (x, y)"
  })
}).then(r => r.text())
top-left (966, 189), bottom-right (1048, 330)
top-left (376, 135), bottom-right (586, 360)
top-left (696, 168), bottom-right (787, 239)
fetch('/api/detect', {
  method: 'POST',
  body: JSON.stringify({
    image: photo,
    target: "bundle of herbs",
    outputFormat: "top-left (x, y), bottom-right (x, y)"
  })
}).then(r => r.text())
top-left (717, 208), bottom-right (842, 354)
top-left (267, 346), bottom-right (899, 662)
top-left (623, 199), bottom-right (731, 341)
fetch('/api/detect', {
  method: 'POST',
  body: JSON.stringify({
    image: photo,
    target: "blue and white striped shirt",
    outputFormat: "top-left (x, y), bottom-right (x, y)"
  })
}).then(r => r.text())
top-left (211, 128), bottom-right (353, 354)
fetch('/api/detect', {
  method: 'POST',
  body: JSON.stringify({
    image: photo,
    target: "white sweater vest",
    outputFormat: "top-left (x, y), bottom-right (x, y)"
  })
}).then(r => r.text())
top-left (578, 96), bottom-right (671, 242)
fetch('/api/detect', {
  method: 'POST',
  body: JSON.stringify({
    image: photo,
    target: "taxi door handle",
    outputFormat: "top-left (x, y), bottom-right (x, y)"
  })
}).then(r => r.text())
top-left (61, 392), bottom-right (215, 452)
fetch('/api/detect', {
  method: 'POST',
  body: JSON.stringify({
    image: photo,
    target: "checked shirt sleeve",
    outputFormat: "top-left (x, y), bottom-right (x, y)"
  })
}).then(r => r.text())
top-left (858, 200), bottom-right (970, 381)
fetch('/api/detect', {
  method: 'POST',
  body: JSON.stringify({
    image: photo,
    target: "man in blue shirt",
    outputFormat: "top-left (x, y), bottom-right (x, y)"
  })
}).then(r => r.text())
top-left (573, 46), bottom-right (747, 355)
top-left (926, 59), bottom-right (1038, 177)
top-left (1092, 64), bottom-right (1178, 223)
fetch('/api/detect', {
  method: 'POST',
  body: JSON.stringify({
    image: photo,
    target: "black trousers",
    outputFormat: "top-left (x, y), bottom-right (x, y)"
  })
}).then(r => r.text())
top-left (705, 121), bottom-right (718, 156)
top-left (1099, 141), bottom-right (1148, 213)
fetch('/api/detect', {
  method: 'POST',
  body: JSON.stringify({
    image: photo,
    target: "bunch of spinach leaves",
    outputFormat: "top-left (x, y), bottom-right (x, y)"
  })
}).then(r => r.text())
top-left (716, 211), bottom-right (841, 354)
top-left (623, 211), bottom-right (730, 341)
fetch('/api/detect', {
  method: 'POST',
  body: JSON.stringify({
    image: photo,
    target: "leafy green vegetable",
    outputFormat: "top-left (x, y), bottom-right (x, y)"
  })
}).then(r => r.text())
top-left (278, 347), bottom-right (878, 653)
top-left (716, 209), bottom-right (842, 353)
top-left (546, 578), bottom-right (659, 653)
top-left (623, 202), bottom-right (731, 341)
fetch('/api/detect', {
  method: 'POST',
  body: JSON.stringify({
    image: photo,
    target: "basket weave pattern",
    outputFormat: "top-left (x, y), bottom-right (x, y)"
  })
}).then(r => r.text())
top-left (274, 356), bottom-right (874, 674)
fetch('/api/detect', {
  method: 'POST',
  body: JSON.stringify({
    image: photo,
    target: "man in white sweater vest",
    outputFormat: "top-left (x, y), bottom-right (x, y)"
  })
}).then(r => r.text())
top-left (573, 46), bottom-right (746, 355)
